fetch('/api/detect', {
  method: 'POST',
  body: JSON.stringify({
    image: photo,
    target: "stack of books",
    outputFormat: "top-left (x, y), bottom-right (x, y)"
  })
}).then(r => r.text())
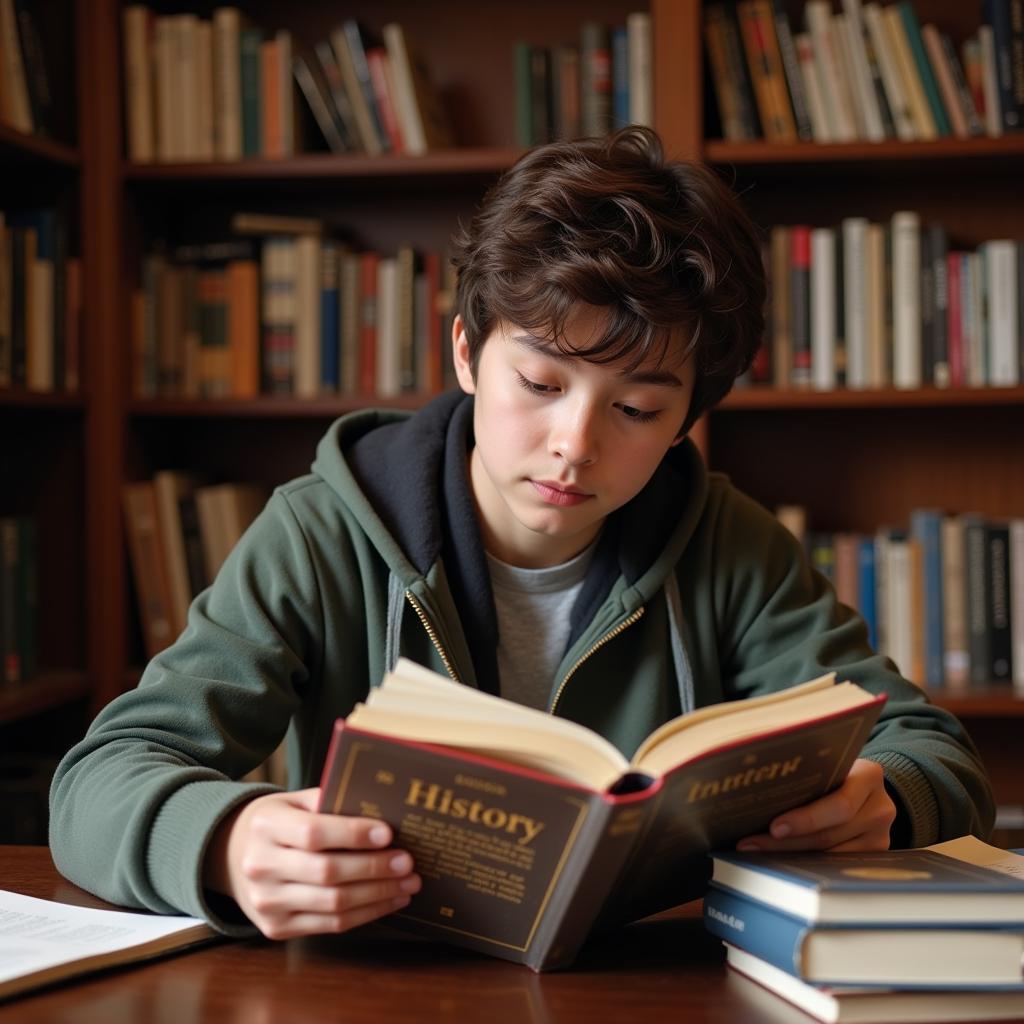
top-left (704, 835), bottom-right (1024, 1022)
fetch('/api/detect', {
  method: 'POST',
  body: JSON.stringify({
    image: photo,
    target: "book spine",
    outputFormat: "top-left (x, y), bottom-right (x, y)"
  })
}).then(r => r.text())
top-left (983, 239), bottom-right (1019, 385)
top-left (342, 20), bottom-right (388, 151)
top-left (703, 885), bottom-right (810, 978)
top-left (988, 0), bottom-right (1021, 131)
top-left (319, 241), bottom-right (340, 392)
top-left (774, 10), bottom-right (814, 140)
top-left (1011, 519), bottom-right (1024, 694)
top-left (987, 522), bottom-right (1013, 682)
top-left (626, 12), bottom-right (653, 127)
top-left (891, 210), bottom-right (921, 389)
top-left (910, 509), bottom-right (945, 687)
top-left (923, 23), bottom-right (969, 138)
top-left (897, 1), bottom-right (952, 135)
top-left (842, 217), bottom-right (869, 388)
top-left (841, 0), bottom-right (886, 140)
top-left (523, 797), bottom-right (641, 970)
top-left (942, 515), bottom-right (970, 690)
top-left (790, 225), bottom-right (812, 388)
top-left (857, 536), bottom-right (878, 651)
top-left (929, 224), bottom-right (950, 387)
top-left (810, 227), bottom-right (836, 390)
top-left (863, 1), bottom-right (916, 140)
top-left (580, 21), bottom-right (612, 137)
top-left (239, 27), bottom-right (262, 158)
top-left (965, 516), bottom-right (991, 685)
top-left (611, 25), bottom-right (629, 131)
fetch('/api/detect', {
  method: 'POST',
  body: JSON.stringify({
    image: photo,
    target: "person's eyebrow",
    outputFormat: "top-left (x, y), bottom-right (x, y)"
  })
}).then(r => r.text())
top-left (510, 332), bottom-right (684, 388)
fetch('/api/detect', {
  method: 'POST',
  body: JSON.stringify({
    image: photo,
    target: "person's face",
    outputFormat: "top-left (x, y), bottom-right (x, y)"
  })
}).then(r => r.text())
top-left (453, 306), bottom-right (695, 569)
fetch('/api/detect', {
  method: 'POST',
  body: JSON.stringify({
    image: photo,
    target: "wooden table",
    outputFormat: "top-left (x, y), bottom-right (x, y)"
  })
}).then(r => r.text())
top-left (0, 844), bottom-right (976, 1023)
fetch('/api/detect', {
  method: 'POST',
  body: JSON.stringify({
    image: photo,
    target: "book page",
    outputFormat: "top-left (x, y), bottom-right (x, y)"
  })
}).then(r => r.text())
top-left (0, 890), bottom-right (213, 997)
top-left (931, 835), bottom-right (1024, 880)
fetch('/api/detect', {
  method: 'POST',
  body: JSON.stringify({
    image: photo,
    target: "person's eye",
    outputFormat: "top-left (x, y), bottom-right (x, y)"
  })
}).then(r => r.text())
top-left (515, 371), bottom-right (557, 395)
top-left (618, 404), bottom-right (661, 424)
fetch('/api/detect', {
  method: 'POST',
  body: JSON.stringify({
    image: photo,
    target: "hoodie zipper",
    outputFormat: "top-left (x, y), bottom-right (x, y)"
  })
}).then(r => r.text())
top-left (549, 606), bottom-right (645, 714)
top-left (405, 590), bottom-right (459, 682)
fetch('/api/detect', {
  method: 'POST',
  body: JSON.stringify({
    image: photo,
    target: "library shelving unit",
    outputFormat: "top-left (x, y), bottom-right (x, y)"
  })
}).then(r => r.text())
top-left (1, 0), bottom-right (90, 752)
top-left (10, 1), bottom-right (1021, 834)
top-left (698, 0), bottom-right (1024, 825)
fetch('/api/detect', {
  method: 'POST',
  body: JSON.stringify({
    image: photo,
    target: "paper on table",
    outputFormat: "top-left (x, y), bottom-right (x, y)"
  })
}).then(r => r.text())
top-left (0, 889), bottom-right (214, 1000)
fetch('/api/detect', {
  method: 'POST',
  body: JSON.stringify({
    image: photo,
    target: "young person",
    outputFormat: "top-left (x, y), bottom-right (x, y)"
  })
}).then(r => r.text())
top-left (50, 127), bottom-right (994, 943)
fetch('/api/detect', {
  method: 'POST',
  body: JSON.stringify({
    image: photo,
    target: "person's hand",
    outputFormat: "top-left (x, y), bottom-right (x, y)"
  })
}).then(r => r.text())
top-left (735, 758), bottom-right (896, 853)
top-left (203, 787), bottom-right (421, 939)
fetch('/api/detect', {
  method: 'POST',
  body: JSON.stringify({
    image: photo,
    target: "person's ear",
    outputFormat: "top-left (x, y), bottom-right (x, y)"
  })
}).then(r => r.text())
top-left (452, 315), bottom-right (476, 394)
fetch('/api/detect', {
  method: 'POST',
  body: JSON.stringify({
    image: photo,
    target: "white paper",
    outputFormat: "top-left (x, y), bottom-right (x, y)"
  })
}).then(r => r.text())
top-left (0, 889), bottom-right (209, 987)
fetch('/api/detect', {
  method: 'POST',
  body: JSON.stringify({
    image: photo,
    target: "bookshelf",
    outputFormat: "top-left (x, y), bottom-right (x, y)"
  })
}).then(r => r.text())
top-left (5, 0), bottom-right (1022, 839)
top-left (698, 0), bottom-right (1024, 828)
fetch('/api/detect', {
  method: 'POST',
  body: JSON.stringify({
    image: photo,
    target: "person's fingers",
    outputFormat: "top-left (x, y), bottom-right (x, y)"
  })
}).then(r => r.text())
top-left (239, 845), bottom-right (415, 885)
top-left (248, 875), bottom-right (422, 918)
top-left (257, 895), bottom-right (413, 941)
top-left (245, 799), bottom-right (394, 852)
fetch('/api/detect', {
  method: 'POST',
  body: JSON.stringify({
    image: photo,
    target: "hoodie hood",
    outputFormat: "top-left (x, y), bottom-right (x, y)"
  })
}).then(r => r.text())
top-left (311, 390), bottom-right (710, 693)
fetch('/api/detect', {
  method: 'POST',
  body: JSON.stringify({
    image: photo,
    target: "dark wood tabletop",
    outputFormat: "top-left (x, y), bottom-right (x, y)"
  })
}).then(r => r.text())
top-left (0, 844), bottom-right (950, 1024)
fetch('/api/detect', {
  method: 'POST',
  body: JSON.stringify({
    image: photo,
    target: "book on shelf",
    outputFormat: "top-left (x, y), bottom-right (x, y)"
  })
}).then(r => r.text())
top-left (704, 0), bottom-right (1011, 144)
top-left (726, 943), bottom-right (1024, 1024)
top-left (764, 506), bottom-right (1024, 690)
top-left (317, 656), bottom-right (884, 970)
top-left (741, 212), bottom-right (1024, 395)
top-left (0, 888), bottom-right (214, 1001)
top-left (1, 207), bottom-right (77, 395)
top-left (381, 22), bottom-right (453, 154)
top-left (123, 476), bottom-right (268, 656)
top-left (518, 14), bottom-right (654, 143)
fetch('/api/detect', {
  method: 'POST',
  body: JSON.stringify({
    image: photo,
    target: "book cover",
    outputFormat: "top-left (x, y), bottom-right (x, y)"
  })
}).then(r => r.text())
top-left (712, 835), bottom-right (1024, 924)
top-left (318, 659), bottom-right (883, 970)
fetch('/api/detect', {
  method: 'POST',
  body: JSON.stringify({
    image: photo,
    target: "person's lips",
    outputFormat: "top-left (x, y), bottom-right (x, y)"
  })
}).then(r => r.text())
top-left (530, 480), bottom-right (593, 507)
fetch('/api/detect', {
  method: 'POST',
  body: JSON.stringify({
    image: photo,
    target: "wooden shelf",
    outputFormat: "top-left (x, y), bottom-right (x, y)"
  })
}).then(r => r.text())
top-left (720, 385), bottom-right (1024, 411)
top-left (0, 672), bottom-right (91, 725)
top-left (128, 393), bottom-right (431, 419)
top-left (123, 147), bottom-right (523, 185)
top-left (931, 687), bottom-right (1024, 717)
top-left (0, 389), bottom-right (86, 411)
top-left (704, 135), bottom-right (1024, 167)
top-left (0, 122), bottom-right (80, 168)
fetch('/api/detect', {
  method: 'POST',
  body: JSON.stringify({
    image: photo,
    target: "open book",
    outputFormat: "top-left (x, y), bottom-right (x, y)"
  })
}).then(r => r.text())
top-left (0, 889), bottom-right (214, 1001)
top-left (319, 658), bottom-right (884, 970)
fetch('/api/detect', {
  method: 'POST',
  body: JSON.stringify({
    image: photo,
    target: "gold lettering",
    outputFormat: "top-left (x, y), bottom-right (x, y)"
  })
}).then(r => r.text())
top-left (685, 756), bottom-right (806, 804)
top-left (402, 778), bottom-right (546, 845)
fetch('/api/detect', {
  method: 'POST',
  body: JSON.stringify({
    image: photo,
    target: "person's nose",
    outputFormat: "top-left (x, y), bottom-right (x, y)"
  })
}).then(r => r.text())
top-left (549, 401), bottom-right (599, 468)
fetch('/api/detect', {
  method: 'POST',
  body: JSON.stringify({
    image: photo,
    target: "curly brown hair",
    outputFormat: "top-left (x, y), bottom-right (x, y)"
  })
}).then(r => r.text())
top-left (450, 126), bottom-right (765, 433)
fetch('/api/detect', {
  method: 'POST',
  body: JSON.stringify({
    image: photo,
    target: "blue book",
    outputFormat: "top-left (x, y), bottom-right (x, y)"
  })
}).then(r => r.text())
top-left (856, 537), bottom-right (877, 652)
top-left (320, 241), bottom-right (340, 391)
top-left (711, 835), bottom-right (1024, 925)
top-left (611, 25), bottom-right (629, 129)
top-left (910, 508), bottom-right (944, 687)
top-left (705, 882), bottom-right (1024, 988)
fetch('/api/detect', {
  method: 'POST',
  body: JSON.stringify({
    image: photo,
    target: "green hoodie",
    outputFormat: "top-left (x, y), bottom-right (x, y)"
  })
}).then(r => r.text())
top-left (49, 393), bottom-right (995, 933)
